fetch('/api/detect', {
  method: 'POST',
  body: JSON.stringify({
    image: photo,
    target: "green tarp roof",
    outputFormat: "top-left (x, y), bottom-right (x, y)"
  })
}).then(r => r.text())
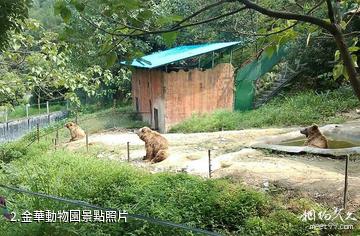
top-left (121, 41), bottom-right (241, 69)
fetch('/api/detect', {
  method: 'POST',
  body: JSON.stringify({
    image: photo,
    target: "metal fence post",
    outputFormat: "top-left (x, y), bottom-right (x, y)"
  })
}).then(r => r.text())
top-left (38, 96), bottom-right (41, 115)
top-left (208, 150), bottom-right (212, 178)
top-left (47, 101), bottom-right (51, 124)
top-left (127, 142), bottom-right (130, 162)
top-left (4, 107), bottom-right (8, 123)
top-left (86, 133), bottom-right (89, 152)
top-left (113, 99), bottom-right (117, 129)
top-left (26, 104), bottom-right (29, 118)
top-left (343, 155), bottom-right (349, 209)
top-left (54, 138), bottom-right (58, 150)
top-left (36, 124), bottom-right (40, 143)
top-left (26, 104), bottom-right (30, 131)
top-left (46, 101), bottom-right (49, 114)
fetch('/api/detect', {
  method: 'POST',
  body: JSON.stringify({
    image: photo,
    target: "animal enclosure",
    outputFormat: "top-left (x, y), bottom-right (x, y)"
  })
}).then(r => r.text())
top-left (132, 63), bottom-right (234, 132)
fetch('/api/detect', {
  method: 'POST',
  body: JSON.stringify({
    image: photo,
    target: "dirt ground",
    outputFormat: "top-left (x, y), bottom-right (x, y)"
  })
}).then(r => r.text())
top-left (65, 127), bottom-right (360, 211)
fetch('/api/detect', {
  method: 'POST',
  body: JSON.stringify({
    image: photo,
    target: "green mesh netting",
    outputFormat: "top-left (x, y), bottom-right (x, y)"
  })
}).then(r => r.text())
top-left (234, 46), bottom-right (287, 111)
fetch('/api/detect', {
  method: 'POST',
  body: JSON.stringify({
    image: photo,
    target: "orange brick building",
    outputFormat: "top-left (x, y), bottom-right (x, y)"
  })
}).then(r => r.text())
top-left (123, 42), bottom-right (240, 132)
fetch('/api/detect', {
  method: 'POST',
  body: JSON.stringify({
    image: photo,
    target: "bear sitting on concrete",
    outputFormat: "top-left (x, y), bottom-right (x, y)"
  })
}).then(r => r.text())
top-left (300, 124), bottom-right (328, 149)
top-left (137, 127), bottom-right (169, 163)
top-left (65, 122), bottom-right (86, 142)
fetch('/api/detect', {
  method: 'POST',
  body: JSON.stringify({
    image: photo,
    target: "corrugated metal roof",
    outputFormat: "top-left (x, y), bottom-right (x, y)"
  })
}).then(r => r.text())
top-left (121, 41), bottom-right (241, 69)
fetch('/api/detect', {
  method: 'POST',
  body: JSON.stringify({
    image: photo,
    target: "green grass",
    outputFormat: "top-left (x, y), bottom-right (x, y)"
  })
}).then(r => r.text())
top-left (69, 105), bottom-right (148, 134)
top-left (0, 139), bottom-right (343, 236)
top-left (170, 87), bottom-right (359, 133)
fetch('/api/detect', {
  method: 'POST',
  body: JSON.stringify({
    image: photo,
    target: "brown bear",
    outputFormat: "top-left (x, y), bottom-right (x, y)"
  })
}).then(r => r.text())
top-left (137, 127), bottom-right (169, 163)
top-left (65, 122), bottom-right (86, 142)
top-left (300, 124), bottom-right (328, 148)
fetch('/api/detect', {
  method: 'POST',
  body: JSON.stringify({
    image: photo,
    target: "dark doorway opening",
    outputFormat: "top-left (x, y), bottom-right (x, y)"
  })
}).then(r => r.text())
top-left (154, 108), bottom-right (159, 131)
top-left (135, 97), bottom-right (139, 112)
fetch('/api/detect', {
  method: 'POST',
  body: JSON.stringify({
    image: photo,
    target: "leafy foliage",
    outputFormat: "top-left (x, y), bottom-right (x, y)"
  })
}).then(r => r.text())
top-left (0, 1), bottom-right (31, 50)
top-left (333, 38), bottom-right (359, 80)
top-left (0, 18), bottom-right (131, 107)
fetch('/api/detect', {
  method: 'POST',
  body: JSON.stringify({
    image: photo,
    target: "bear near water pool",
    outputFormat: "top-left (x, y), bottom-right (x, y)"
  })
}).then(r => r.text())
top-left (137, 127), bottom-right (169, 163)
top-left (300, 124), bottom-right (328, 149)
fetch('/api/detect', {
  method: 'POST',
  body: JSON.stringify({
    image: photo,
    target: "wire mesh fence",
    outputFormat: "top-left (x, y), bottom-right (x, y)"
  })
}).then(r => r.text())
top-left (0, 101), bottom-right (68, 123)
top-left (0, 97), bottom-right (144, 145)
top-left (0, 101), bottom-right (70, 144)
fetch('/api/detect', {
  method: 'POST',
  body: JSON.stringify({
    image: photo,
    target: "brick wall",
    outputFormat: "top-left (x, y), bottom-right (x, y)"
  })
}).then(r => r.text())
top-left (132, 63), bottom-right (234, 132)
top-left (132, 69), bottom-right (166, 131)
top-left (164, 63), bottom-right (234, 131)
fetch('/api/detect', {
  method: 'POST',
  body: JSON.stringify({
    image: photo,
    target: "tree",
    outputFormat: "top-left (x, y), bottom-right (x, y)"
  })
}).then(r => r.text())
top-left (0, 19), bottom-right (119, 106)
top-left (238, 0), bottom-right (360, 100)
top-left (0, 0), bottom-right (31, 50)
top-left (55, 0), bottom-right (359, 100)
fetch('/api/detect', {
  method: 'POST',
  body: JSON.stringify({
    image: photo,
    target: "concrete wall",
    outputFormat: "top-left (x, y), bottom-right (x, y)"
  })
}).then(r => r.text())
top-left (0, 111), bottom-right (68, 144)
top-left (132, 63), bottom-right (234, 133)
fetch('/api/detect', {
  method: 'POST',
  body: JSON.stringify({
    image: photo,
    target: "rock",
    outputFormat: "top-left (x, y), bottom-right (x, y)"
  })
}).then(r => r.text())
top-left (97, 153), bottom-right (105, 158)
top-left (231, 148), bottom-right (263, 161)
top-left (220, 160), bottom-right (233, 168)
top-left (262, 179), bottom-right (270, 192)
top-left (185, 154), bottom-right (203, 160)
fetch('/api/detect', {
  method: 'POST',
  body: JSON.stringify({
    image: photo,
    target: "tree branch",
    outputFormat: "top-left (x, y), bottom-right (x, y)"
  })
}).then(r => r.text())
top-left (344, 5), bottom-right (360, 28)
top-left (176, 6), bottom-right (248, 29)
top-left (99, 29), bottom-right (137, 57)
top-left (308, 0), bottom-right (326, 14)
top-left (171, 0), bottom-right (233, 29)
top-left (80, 7), bottom-right (248, 37)
top-left (230, 1), bottom-right (326, 38)
top-left (326, 0), bottom-right (336, 23)
top-left (235, 22), bottom-right (298, 37)
top-left (295, 2), bottom-right (304, 11)
top-left (80, 15), bottom-right (123, 37)
top-left (238, 0), bottom-right (336, 34)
